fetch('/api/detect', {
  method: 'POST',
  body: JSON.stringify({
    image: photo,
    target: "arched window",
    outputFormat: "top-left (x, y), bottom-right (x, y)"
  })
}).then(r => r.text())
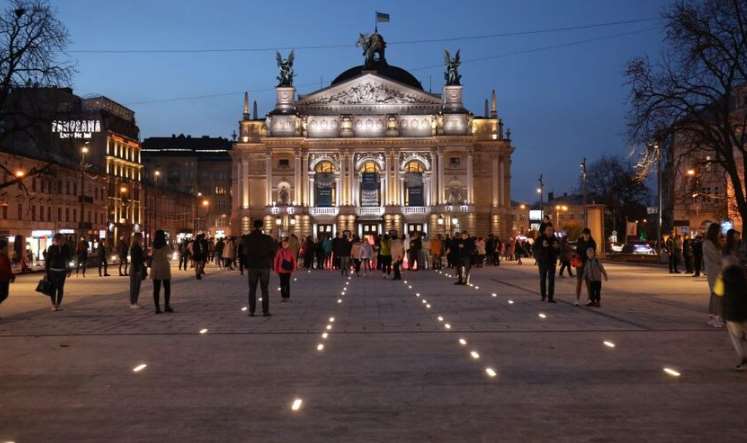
top-left (404, 160), bottom-right (425, 206)
top-left (359, 160), bottom-right (381, 207)
top-left (314, 161), bottom-right (336, 207)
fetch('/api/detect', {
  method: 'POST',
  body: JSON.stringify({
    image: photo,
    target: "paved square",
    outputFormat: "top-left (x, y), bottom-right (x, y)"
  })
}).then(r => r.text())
top-left (0, 262), bottom-right (744, 442)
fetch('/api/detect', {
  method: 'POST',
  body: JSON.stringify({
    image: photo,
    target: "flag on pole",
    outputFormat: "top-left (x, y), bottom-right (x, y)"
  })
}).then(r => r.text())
top-left (376, 11), bottom-right (390, 23)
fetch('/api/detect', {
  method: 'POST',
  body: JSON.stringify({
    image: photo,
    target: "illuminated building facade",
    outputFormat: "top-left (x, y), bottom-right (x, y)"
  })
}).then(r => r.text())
top-left (231, 32), bottom-right (514, 239)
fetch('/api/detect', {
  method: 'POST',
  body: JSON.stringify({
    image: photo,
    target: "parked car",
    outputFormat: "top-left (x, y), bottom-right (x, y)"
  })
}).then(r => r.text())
top-left (622, 241), bottom-right (656, 255)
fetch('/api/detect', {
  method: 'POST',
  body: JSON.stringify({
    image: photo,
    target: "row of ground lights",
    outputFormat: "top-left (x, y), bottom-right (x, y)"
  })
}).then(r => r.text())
top-left (291, 274), bottom-right (354, 412)
top-left (434, 269), bottom-right (682, 378)
top-left (402, 278), bottom-right (498, 380)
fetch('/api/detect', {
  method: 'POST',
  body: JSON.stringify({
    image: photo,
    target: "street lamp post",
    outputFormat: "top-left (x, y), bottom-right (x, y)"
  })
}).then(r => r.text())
top-left (537, 174), bottom-right (544, 216)
top-left (580, 158), bottom-right (587, 227)
top-left (79, 143), bottom-right (90, 241)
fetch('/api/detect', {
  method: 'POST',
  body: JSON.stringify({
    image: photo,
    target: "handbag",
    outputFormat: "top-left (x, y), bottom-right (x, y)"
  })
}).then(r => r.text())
top-left (571, 256), bottom-right (583, 268)
top-left (281, 259), bottom-right (293, 272)
top-left (36, 278), bottom-right (53, 296)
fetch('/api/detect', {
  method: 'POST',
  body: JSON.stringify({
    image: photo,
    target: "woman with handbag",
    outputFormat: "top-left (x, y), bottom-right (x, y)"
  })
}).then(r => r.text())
top-left (274, 237), bottom-right (297, 302)
top-left (45, 234), bottom-right (72, 311)
top-left (150, 230), bottom-right (173, 314)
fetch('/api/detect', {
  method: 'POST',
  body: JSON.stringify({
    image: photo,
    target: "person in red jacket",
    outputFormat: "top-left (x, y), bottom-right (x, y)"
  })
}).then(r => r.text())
top-left (274, 237), bottom-right (297, 303)
top-left (0, 239), bottom-right (15, 316)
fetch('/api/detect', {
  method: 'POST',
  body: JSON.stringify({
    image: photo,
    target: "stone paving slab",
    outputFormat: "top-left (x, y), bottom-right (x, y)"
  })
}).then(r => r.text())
top-left (0, 262), bottom-right (745, 442)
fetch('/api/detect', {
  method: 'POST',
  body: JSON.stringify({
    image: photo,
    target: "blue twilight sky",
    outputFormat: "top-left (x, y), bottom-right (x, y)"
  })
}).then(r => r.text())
top-left (52, 0), bottom-right (670, 200)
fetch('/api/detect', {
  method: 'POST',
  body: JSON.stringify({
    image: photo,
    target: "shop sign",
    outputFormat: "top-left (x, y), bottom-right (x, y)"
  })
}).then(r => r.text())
top-left (31, 230), bottom-right (53, 238)
top-left (51, 119), bottom-right (101, 139)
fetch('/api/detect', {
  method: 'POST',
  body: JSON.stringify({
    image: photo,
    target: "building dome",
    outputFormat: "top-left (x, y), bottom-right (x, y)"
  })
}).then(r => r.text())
top-left (331, 60), bottom-right (423, 90)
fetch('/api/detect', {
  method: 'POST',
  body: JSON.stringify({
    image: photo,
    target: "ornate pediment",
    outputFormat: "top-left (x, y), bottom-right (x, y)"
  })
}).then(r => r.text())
top-left (298, 74), bottom-right (441, 115)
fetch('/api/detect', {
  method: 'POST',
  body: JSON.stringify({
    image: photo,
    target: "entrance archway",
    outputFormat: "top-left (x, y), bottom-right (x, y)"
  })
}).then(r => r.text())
top-left (359, 160), bottom-right (381, 207)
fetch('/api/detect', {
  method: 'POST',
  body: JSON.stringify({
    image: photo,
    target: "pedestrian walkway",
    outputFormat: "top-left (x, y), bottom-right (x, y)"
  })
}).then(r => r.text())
top-left (0, 263), bottom-right (744, 442)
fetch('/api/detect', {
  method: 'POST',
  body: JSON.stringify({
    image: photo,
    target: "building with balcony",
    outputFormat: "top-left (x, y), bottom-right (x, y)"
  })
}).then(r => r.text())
top-left (231, 32), bottom-right (514, 239)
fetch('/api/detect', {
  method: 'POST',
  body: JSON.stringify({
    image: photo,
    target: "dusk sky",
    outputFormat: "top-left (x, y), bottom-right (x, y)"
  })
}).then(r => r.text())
top-left (55, 0), bottom-right (669, 200)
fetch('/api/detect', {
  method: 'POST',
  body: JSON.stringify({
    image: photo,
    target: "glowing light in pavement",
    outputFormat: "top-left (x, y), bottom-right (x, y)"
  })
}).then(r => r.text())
top-left (458, 338), bottom-right (467, 346)
top-left (603, 341), bottom-right (616, 348)
top-left (291, 398), bottom-right (303, 411)
top-left (277, 287), bottom-right (281, 291)
top-left (485, 367), bottom-right (497, 378)
top-left (199, 329), bottom-right (208, 334)
top-left (470, 351), bottom-right (480, 360)
top-left (475, 286), bottom-right (480, 290)
top-left (321, 332), bottom-right (328, 339)
top-left (408, 285), bottom-right (412, 289)
top-left (404, 280), bottom-right (408, 284)
top-left (491, 293), bottom-right (497, 297)
top-left (422, 300), bottom-right (427, 304)
top-left (426, 304), bottom-right (431, 309)
top-left (316, 343), bottom-right (324, 351)
top-left (437, 316), bottom-right (444, 322)
top-left (444, 323), bottom-right (452, 329)
top-left (663, 367), bottom-right (681, 377)
top-left (538, 313), bottom-right (547, 319)
top-left (294, 278), bottom-right (297, 282)
top-left (507, 300), bottom-right (514, 304)
top-left (241, 307), bottom-right (248, 311)
top-left (132, 364), bottom-right (147, 373)
top-left (416, 293), bottom-right (420, 296)
top-left (337, 299), bottom-right (342, 304)
top-left (329, 317), bottom-right (335, 322)
top-left (326, 324), bottom-right (332, 330)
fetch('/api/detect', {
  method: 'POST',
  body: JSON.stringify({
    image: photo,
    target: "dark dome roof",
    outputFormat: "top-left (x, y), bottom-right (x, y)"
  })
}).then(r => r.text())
top-left (331, 60), bottom-right (423, 90)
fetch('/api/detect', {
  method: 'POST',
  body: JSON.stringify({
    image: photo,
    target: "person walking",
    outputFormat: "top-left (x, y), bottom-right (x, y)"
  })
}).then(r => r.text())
top-left (665, 234), bottom-right (681, 273)
top-left (379, 234), bottom-right (392, 277)
top-left (150, 230), bottom-right (173, 314)
top-left (703, 223), bottom-right (724, 328)
top-left (241, 220), bottom-right (276, 316)
top-left (237, 236), bottom-right (248, 276)
top-left (178, 240), bottom-right (189, 271)
top-left (338, 232), bottom-right (352, 277)
top-left (193, 233), bottom-right (208, 279)
top-left (582, 247), bottom-right (608, 307)
top-left (455, 231), bottom-right (476, 285)
top-left (351, 236), bottom-right (363, 277)
top-left (558, 236), bottom-right (574, 278)
top-left (475, 237), bottom-right (486, 268)
top-left (97, 240), bottom-right (110, 277)
top-left (117, 236), bottom-right (129, 276)
top-left (360, 238), bottom-right (373, 275)
top-left (303, 235), bottom-right (315, 270)
top-left (75, 238), bottom-right (88, 277)
top-left (45, 234), bottom-right (72, 311)
top-left (716, 263), bottom-right (747, 370)
top-left (322, 234), bottom-right (333, 270)
top-left (222, 236), bottom-right (236, 270)
top-left (534, 225), bottom-right (561, 303)
top-left (274, 237), bottom-right (297, 302)
top-left (0, 239), bottom-right (15, 319)
top-left (128, 233), bottom-right (146, 309)
top-left (390, 234), bottom-right (405, 280)
top-left (408, 232), bottom-right (422, 271)
top-left (683, 236), bottom-right (694, 274)
top-left (692, 234), bottom-right (704, 277)
top-left (575, 228), bottom-right (597, 306)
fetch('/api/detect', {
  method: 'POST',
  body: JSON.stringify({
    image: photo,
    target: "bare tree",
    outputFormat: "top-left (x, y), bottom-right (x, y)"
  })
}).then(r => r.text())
top-left (0, 0), bottom-right (73, 188)
top-left (627, 0), bottom-right (747, 225)
top-left (583, 155), bottom-right (650, 239)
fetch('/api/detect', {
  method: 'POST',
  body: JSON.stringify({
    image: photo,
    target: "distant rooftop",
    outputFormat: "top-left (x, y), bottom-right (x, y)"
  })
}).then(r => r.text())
top-left (142, 134), bottom-right (232, 153)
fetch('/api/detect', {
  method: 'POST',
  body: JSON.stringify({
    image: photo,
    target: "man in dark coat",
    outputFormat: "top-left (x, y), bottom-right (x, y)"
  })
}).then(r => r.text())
top-left (240, 220), bottom-right (276, 316)
top-left (454, 231), bottom-right (476, 285)
top-left (534, 225), bottom-right (561, 303)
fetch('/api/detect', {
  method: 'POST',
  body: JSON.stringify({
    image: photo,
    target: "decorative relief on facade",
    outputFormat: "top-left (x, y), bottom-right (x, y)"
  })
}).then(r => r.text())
top-left (303, 82), bottom-right (422, 106)
top-left (399, 151), bottom-right (432, 171)
top-left (353, 152), bottom-right (386, 171)
top-left (308, 153), bottom-right (340, 171)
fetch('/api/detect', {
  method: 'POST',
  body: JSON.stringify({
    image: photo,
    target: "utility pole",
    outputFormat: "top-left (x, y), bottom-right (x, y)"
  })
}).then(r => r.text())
top-left (580, 158), bottom-right (587, 227)
top-left (655, 142), bottom-right (663, 251)
top-left (537, 174), bottom-right (545, 216)
top-left (79, 143), bottom-right (90, 243)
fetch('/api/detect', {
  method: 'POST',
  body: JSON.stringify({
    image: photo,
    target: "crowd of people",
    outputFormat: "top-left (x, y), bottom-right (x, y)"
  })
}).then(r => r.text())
top-left (0, 218), bottom-right (744, 370)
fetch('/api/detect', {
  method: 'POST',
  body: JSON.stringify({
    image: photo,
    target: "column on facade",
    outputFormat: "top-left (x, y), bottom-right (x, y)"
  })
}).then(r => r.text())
top-left (265, 151), bottom-right (272, 206)
top-left (309, 176), bottom-right (315, 207)
top-left (242, 157), bottom-right (249, 209)
top-left (335, 176), bottom-right (341, 206)
top-left (498, 157), bottom-right (505, 207)
top-left (466, 151), bottom-right (473, 203)
top-left (301, 152), bottom-right (309, 206)
top-left (437, 151), bottom-right (445, 204)
top-left (423, 175), bottom-right (430, 207)
top-left (294, 152), bottom-right (301, 205)
top-left (348, 153), bottom-right (355, 206)
top-left (393, 152), bottom-right (401, 206)
top-left (492, 156), bottom-right (499, 208)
